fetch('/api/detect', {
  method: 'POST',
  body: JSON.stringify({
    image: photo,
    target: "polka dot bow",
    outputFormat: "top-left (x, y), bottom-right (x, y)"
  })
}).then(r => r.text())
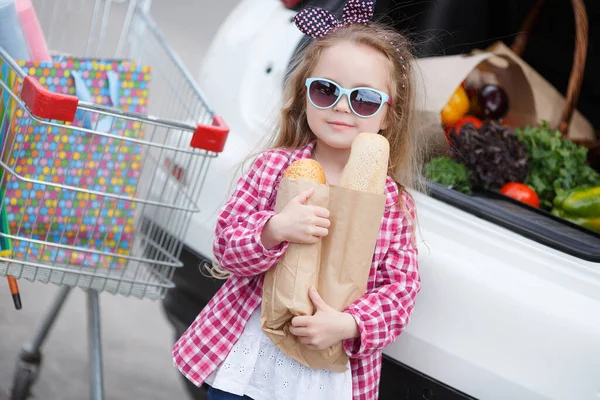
top-left (293, 0), bottom-right (375, 39)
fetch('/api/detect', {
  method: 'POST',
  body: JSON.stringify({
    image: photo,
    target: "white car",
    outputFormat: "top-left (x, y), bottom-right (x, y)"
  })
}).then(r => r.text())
top-left (162, 1), bottom-right (600, 399)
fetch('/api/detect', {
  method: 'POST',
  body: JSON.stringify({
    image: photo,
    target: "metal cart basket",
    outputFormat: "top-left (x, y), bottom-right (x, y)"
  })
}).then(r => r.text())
top-left (0, 0), bottom-right (229, 399)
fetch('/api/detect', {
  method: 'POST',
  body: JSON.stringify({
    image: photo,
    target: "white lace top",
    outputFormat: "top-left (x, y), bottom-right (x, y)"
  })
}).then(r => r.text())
top-left (204, 306), bottom-right (353, 400)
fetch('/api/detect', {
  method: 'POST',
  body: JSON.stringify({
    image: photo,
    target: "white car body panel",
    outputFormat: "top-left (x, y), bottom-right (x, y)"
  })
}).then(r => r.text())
top-left (183, 1), bottom-right (600, 399)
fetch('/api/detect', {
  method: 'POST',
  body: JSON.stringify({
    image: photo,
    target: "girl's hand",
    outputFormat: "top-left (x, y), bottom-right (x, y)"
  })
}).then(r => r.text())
top-left (289, 286), bottom-right (359, 351)
top-left (263, 188), bottom-right (330, 247)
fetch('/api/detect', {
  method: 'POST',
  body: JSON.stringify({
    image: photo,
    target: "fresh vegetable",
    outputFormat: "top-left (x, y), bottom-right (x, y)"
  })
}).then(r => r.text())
top-left (553, 186), bottom-right (600, 218)
top-left (515, 123), bottom-right (600, 210)
top-left (551, 186), bottom-right (600, 233)
top-left (448, 121), bottom-right (528, 189)
top-left (446, 115), bottom-right (483, 132)
top-left (425, 156), bottom-right (473, 195)
top-left (444, 116), bottom-right (483, 144)
top-left (457, 115), bottom-right (483, 130)
top-left (441, 86), bottom-right (470, 126)
top-left (500, 182), bottom-right (540, 208)
top-left (551, 208), bottom-right (600, 233)
top-left (477, 85), bottom-right (509, 120)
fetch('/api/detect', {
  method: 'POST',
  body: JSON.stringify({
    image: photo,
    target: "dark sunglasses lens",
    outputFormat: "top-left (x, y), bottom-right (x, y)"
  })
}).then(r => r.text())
top-left (350, 89), bottom-right (383, 117)
top-left (309, 80), bottom-right (340, 108)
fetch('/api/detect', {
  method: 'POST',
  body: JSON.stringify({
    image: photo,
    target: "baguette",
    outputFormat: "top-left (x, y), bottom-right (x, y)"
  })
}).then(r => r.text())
top-left (340, 133), bottom-right (390, 194)
top-left (283, 158), bottom-right (326, 184)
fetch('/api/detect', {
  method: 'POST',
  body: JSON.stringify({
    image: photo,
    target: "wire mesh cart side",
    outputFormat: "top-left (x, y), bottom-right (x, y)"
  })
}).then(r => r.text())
top-left (0, 1), bottom-right (229, 399)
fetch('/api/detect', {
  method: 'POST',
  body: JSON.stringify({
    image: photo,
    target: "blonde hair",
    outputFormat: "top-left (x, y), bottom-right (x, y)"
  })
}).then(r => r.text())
top-left (203, 22), bottom-right (429, 279)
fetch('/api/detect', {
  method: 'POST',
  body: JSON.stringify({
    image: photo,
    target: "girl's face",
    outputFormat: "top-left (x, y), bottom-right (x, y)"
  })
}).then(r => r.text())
top-left (306, 40), bottom-right (391, 150)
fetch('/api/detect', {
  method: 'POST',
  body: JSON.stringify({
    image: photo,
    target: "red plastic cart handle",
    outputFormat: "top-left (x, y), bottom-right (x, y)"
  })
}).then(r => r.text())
top-left (21, 76), bottom-right (79, 122)
top-left (190, 115), bottom-right (229, 153)
top-left (21, 74), bottom-right (229, 153)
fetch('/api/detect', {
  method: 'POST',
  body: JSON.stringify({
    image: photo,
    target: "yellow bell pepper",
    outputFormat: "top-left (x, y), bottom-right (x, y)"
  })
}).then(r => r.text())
top-left (441, 86), bottom-right (470, 126)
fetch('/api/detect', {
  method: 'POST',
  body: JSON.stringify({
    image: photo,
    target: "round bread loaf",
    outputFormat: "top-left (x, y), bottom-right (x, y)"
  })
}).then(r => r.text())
top-left (340, 132), bottom-right (390, 194)
top-left (283, 158), bottom-right (326, 184)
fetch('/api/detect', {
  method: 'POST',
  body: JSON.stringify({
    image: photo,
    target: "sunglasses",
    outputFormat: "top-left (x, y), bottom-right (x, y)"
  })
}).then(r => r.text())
top-left (305, 78), bottom-right (391, 118)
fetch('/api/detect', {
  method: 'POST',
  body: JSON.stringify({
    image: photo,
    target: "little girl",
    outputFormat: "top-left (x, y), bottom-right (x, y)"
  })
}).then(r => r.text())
top-left (173, 1), bottom-right (426, 399)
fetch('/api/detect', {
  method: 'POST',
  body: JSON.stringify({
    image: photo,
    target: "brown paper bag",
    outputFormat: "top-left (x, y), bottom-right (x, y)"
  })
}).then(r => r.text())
top-left (413, 48), bottom-right (537, 156)
top-left (261, 178), bottom-right (329, 331)
top-left (413, 41), bottom-right (596, 155)
top-left (486, 41), bottom-right (595, 146)
top-left (261, 177), bottom-right (385, 372)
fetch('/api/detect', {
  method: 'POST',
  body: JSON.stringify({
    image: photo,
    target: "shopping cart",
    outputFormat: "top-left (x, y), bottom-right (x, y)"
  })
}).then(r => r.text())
top-left (0, 1), bottom-right (229, 399)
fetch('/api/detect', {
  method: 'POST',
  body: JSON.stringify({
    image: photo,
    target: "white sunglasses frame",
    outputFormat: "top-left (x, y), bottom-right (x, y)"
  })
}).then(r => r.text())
top-left (305, 77), bottom-right (391, 118)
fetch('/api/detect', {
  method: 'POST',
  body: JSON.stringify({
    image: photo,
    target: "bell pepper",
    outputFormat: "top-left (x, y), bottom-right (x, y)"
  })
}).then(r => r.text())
top-left (553, 186), bottom-right (600, 218)
top-left (552, 186), bottom-right (600, 232)
top-left (551, 208), bottom-right (600, 232)
top-left (443, 115), bottom-right (483, 145)
top-left (441, 86), bottom-right (470, 127)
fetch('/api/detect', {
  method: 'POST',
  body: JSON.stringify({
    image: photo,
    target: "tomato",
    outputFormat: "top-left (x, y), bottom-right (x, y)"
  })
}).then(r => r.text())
top-left (454, 115), bottom-right (482, 131)
top-left (444, 115), bottom-right (483, 144)
top-left (441, 86), bottom-right (470, 126)
top-left (500, 182), bottom-right (540, 208)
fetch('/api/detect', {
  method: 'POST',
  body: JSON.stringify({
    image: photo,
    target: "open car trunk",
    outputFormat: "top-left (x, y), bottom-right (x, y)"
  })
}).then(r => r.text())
top-left (429, 182), bottom-right (600, 262)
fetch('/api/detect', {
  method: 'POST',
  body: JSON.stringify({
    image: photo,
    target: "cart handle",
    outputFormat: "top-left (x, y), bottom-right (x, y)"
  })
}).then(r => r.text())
top-left (21, 75), bottom-right (79, 122)
top-left (191, 115), bottom-right (229, 153)
top-left (20, 70), bottom-right (229, 153)
top-left (0, 46), bottom-right (78, 122)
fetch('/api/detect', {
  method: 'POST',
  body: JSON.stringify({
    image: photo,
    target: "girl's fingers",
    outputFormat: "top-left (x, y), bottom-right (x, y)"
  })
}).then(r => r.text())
top-left (306, 236), bottom-right (321, 244)
top-left (289, 326), bottom-right (310, 337)
top-left (311, 206), bottom-right (330, 218)
top-left (299, 337), bottom-right (314, 346)
top-left (294, 188), bottom-right (316, 205)
top-left (291, 316), bottom-right (311, 327)
top-left (315, 217), bottom-right (330, 228)
top-left (311, 227), bottom-right (328, 238)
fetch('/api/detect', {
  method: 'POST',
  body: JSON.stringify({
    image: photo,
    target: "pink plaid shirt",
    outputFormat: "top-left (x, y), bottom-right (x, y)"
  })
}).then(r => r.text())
top-left (173, 141), bottom-right (420, 400)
